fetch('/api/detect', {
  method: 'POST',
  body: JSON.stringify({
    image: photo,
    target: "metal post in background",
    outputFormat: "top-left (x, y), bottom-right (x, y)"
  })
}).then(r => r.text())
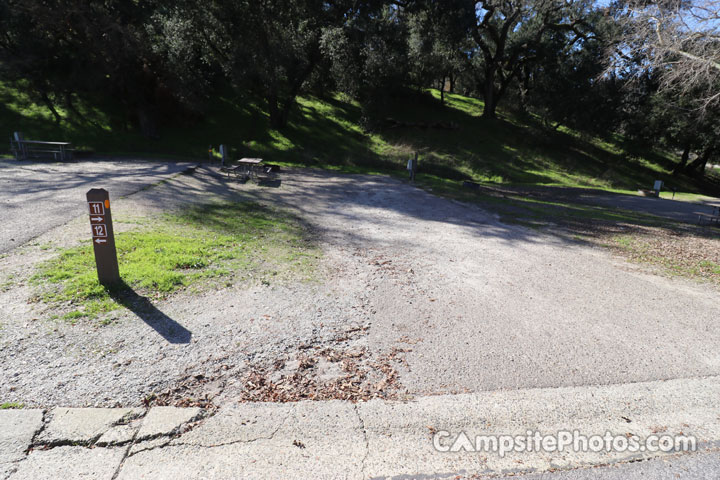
top-left (220, 144), bottom-right (227, 168)
top-left (407, 152), bottom-right (418, 182)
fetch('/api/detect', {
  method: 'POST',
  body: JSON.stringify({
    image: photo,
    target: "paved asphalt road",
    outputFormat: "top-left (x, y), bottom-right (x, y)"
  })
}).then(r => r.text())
top-left (509, 184), bottom-right (720, 225)
top-left (573, 190), bottom-right (720, 224)
top-left (510, 452), bottom-right (720, 479)
top-left (0, 159), bottom-right (194, 253)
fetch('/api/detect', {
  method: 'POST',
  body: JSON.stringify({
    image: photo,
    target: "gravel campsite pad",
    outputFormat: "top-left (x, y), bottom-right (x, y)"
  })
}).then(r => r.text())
top-left (1, 164), bottom-right (720, 408)
top-left (0, 159), bottom-right (194, 254)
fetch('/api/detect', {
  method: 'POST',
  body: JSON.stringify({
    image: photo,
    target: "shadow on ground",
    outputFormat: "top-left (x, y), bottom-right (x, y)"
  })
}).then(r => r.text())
top-left (78, 163), bottom-right (717, 259)
top-left (109, 281), bottom-right (192, 344)
top-left (135, 165), bottom-right (669, 250)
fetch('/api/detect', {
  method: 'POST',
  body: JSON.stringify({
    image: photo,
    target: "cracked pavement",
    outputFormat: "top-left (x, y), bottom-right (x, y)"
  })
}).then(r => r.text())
top-left (3, 376), bottom-right (720, 479)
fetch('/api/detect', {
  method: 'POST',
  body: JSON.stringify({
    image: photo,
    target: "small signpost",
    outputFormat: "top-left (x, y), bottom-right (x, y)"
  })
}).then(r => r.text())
top-left (219, 144), bottom-right (227, 168)
top-left (407, 152), bottom-right (418, 182)
top-left (86, 188), bottom-right (120, 285)
top-left (653, 180), bottom-right (664, 197)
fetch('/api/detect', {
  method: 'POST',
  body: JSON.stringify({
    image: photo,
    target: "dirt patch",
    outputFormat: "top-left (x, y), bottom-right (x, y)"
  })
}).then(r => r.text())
top-left (467, 183), bottom-right (720, 287)
top-left (604, 227), bottom-right (720, 286)
top-left (547, 215), bottom-right (720, 287)
top-left (236, 346), bottom-right (405, 403)
top-left (143, 324), bottom-right (411, 407)
top-left (142, 349), bottom-right (406, 407)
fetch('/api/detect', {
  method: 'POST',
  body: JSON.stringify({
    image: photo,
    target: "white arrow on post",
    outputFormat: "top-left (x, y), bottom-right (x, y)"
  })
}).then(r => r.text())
top-left (94, 238), bottom-right (107, 244)
top-left (90, 216), bottom-right (103, 222)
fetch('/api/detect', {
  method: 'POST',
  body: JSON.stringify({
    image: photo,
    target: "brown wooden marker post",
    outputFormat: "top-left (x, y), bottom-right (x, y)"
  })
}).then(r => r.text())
top-left (86, 189), bottom-right (120, 285)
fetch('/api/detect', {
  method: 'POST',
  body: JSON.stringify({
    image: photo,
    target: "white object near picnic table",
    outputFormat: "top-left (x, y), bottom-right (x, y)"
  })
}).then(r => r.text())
top-left (407, 153), bottom-right (418, 181)
top-left (654, 180), bottom-right (663, 194)
top-left (219, 144), bottom-right (227, 167)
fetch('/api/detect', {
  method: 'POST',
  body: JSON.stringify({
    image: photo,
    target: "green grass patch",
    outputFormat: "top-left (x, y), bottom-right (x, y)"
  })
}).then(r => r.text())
top-left (698, 260), bottom-right (720, 275)
top-left (31, 201), bottom-right (319, 321)
top-left (0, 274), bottom-right (16, 293)
top-left (0, 402), bottom-right (24, 409)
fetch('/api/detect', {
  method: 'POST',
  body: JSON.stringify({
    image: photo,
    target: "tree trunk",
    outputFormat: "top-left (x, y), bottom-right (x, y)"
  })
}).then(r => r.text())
top-left (40, 92), bottom-right (62, 124)
top-left (518, 85), bottom-right (528, 114)
top-left (518, 66), bottom-right (530, 115)
top-left (482, 67), bottom-right (498, 119)
top-left (672, 142), bottom-right (692, 176)
top-left (440, 76), bottom-right (446, 105)
top-left (278, 101), bottom-right (292, 128)
top-left (136, 104), bottom-right (158, 139)
top-left (482, 85), bottom-right (498, 119)
top-left (64, 92), bottom-right (89, 125)
top-left (449, 73), bottom-right (455, 93)
top-left (685, 147), bottom-right (712, 176)
top-left (267, 94), bottom-right (291, 129)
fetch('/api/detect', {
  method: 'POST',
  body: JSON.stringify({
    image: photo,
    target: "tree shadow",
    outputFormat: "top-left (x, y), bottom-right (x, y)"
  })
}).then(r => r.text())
top-left (257, 178), bottom-right (282, 188)
top-left (108, 281), bottom-right (192, 344)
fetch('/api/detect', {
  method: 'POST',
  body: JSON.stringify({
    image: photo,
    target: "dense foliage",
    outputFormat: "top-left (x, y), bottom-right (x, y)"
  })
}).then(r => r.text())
top-left (0, 0), bottom-right (718, 174)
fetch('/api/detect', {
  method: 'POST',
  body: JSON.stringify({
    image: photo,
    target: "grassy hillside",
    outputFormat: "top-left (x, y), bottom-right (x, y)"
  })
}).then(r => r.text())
top-left (0, 81), bottom-right (713, 195)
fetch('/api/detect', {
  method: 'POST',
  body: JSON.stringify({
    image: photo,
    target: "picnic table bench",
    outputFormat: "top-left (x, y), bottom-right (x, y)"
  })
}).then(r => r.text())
top-left (9, 132), bottom-right (74, 161)
top-left (697, 206), bottom-right (720, 226)
top-left (221, 158), bottom-right (278, 183)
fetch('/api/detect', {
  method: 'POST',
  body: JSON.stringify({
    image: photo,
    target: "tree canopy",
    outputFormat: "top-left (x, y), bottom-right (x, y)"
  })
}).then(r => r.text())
top-left (1, 0), bottom-right (718, 174)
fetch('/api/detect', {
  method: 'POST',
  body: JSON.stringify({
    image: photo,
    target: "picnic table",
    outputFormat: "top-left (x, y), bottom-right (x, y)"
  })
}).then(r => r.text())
top-left (698, 206), bottom-right (720, 226)
top-left (221, 158), bottom-right (278, 183)
top-left (10, 133), bottom-right (74, 161)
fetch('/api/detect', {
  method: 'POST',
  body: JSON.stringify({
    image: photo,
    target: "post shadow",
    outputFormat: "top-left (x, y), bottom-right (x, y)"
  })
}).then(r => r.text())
top-left (108, 281), bottom-right (192, 344)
